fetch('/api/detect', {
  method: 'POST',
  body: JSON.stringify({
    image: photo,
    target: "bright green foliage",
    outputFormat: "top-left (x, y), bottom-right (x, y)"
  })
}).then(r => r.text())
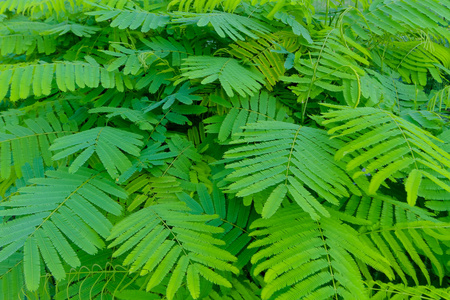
top-left (86, 9), bottom-right (170, 32)
top-left (0, 168), bottom-right (126, 290)
top-left (0, 116), bottom-right (75, 179)
top-left (181, 56), bottom-right (265, 97)
top-left (249, 206), bottom-right (393, 300)
top-left (322, 105), bottom-right (450, 203)
top-left (281, 29), bottom-right (369, 106)
top-left (203, 91), bottom-right (293, 142)
top-left (343, 0), bottom-right (450, 40)
top-left (223, 121), bottom-right (360, 219)
top-left (1, 0), bottom-right (450, 299)
top-left (228, 34), bottom-right (293, 89)
top-left (173, 11), bottom-right (271, 41)
top-left (50, 126), bottom-right (144, 178)
top-left (107, 202), bottom-right (238, 298)
top-left (362, 221), bottom-right (450, 285)
top-left (368, 281), bottom-right (450, 299)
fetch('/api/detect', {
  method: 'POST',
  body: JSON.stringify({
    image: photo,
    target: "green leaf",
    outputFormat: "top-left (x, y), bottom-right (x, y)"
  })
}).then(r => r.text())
top-left (0, 168), bottom-right (125, 286)
top-left (108, 203), bottom-right (236, 299)
top-left (187, 264), bottom-right (200, 299)
top-left (50, 127), bottom-right (144, 178)
top-left (87, 10), bottom-right (169, 32)
top-left (405, 169), bottom-right (422, 206)
top-left (322, 106), bottom-right (450, 198)
top-left (249, 206), bottom-right (392, 300)
top-left (181, 56), bottom-right (265, 97)
top-left (224, 121), bottom-right (359, 219)
top-left (173, 12), bottom-right (270, 41)
top-left (261, 184), bottom-right (287, 219)
top-left (23, 237), bottom-right (40, 291)
top-left (166, 255), bottom-right (189, 300)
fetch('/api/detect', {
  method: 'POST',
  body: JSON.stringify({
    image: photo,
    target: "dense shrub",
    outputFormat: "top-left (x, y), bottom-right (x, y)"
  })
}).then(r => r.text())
top-left (0, 0), bottom-right (450, 299)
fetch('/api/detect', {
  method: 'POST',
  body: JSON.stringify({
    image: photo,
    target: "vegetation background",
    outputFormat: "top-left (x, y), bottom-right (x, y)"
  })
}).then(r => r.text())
top-left (0, 0), bottom-right (450, 299)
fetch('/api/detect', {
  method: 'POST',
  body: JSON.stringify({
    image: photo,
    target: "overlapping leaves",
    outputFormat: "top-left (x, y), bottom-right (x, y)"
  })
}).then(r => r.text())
top-left (107, 202), bottom-right (238, 300)
top-left (223, 121), bottom-right (360, 219)
top-left (181, 56), bottom-right (265, 97)
top-left (322, 105), bottom-right (450, 206)
top-left (0, 168), bottom-right (126, 291)
top-left (50, 127), bottom-right (144, 179)
top-left (249, 206), bottom-right (393, 300)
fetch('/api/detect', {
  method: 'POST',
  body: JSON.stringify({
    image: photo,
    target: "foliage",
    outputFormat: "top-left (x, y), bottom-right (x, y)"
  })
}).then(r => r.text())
top-left (0, 0), bottom-right (450, 299)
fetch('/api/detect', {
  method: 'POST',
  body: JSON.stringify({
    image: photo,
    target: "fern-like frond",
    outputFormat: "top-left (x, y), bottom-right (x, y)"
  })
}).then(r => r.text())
top-left (0, 19), bottom-right (58, 57)
top-left (281, 29), bottom-right (369, 105)
top-left (179, 182), bottom-right (258, 270)
top-left (0, 0), bottom-right (73, 15)
top-left (361, 69), bottom-right (429, 110)
top-left (322, 105), bottom-right (450, 205)
top-left (145, 82), bottom-right (202, 111)
top-left (251, 0), bottom-right (315, 23)
top-left (0, 61), bottom-right (127, 102)
top-left (3, 157), bottom-right (46, 198)
top-left (0, 117), bottom-right (76, 180)
top-left (228, 34), bottom-right (288, 89)
top-left (107, 202), bottom-right (238, 300)
top-left (168, 0), bottom-right (242, 13)
top-left (86, 9), bottom-right (169, 32)
top-left (172, 11), bottom-right (270, 41)
top-left (83, 0), bottom-right (137, 10)
top-left (368, 281), bottom-right (450, 299)
top-left (124, 174), bottom-right (182, 211)
top-left (343, 0), bottom-right (450, 41)
top-left (339, 194), bottom-right (438, 227)
top-left (135, 68), bottom-right (174, 94)
top-left (181, 56), bottom-right (265, 97)
top-left (101, 39), bottom-right (182, 94)
top-left (223, 121), bottom-right (360, 219)
top-left (40, 22), bottom-right (100, 37)
top-left (118, 135), bottom-right (202, 187)
top-left (54, 250), bottom-right (141, 300)
top-left (400, 110), bottom-right (445, 134)
top-left (377, 41), bottom-right (450, 86)
top-left (361, 221), bottom-right (450, 285)
top-left (0, 254), bottom-right (24, 299)
top-left (273, 11), bottom-right (312, 43)
top-left (2, 1), bottom-right (450, 298)
top-left (140, 36), bottom-right (192, 67)
top-left (203, 90), bottom-right (292, 142)
top-left (428, 85), bottom-right (450, 111)
top-left (249, 206), bottom-right (393, 300)
top-left (203, 276), bottom-right (261, 299)
top-left (50, 126), bottom-right (144, 179)
top-left (413, 129), bottom-right (450, 208)
top-left (0, 168), bottom-right (126, 291)
top-left (19, 98), bottom-right (86, 127)
top-left (89, 107), bottom-right (159, 131)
